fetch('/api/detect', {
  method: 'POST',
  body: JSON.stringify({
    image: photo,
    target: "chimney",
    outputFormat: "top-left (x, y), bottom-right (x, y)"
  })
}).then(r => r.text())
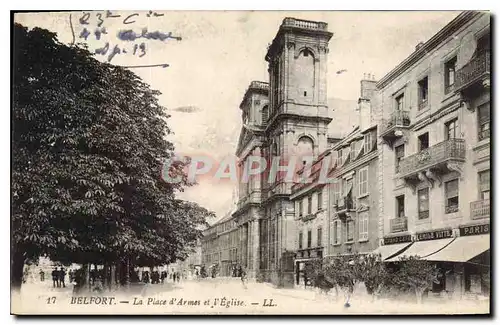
top-left (415, 41), bottom-right (424, 51)
top-left (358, 73), bottom-right (377, 132)
top-left (360, 73), bottom-right (377, 100)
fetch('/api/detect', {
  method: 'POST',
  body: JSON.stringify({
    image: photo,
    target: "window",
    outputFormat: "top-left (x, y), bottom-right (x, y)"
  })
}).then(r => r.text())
top-left (346, 220), bottom-right (354, 242)
top-left (446, 119), bottom-right (459, 140)
top-left (358, 212), bottom-right (369, 241)
top-left (307, 195), bottom-right (312, 214)
top-left (299, 200), bottom-right (303, 216)
top-left (445, 56), bottom-right (457, 93)
top-left (307, 230), bottom-right (312, 248)
top-left (262, 105), bottom-right (269, 126)
top-left (418, 132), bottom-right (429, 151)
top-left (364, 132), bottom-right (372, 153)
top-left (338, 149), bottom-right (343, 166)
top-left (395, 144), bottom-right (405, 173)
top-left (478, 104), bottom-right (490, 140)
top-left (358, 167), bottom-right (369, 197)
top-left (317, 191), bottom-right (323, 210)
top-left (396, 195), bottom-right (405, 218)
top-left (333, 179), bottom-right (342, 206)
top-left (298, 232), bottom-right (303, 249)
top-left (395, 93), bottom-right (404, 111)
top-left (317, 227), bottom-right (322, 247)
top-left (333, 221), bottom-right (341, 245)
top-left (445, 179), bottom-right (459, 214)
top-left (418, 76), bottom-right (429, 109)
top-left (350, 142), bottom-right (357, 160)
top-left (479, 170), bottom-right (490, 200)
top-left (418, 188), bottom-right (430, 219)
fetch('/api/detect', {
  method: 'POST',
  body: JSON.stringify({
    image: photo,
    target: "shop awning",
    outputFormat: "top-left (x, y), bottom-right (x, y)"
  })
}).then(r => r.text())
top-left (385, 238), bottom-right (454, 262)
top-left (424, 235), bottom-right (490, 262)
top-left (371, 242), bottom-right (413, 260)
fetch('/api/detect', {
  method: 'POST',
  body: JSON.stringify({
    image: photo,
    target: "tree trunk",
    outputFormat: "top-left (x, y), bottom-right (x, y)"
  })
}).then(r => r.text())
top-left (110, 264), bottom-right (116, 290)
top-left (11, 250), bottom-right (25, 291)
top-left (415, 288), bottom-right (424, 304)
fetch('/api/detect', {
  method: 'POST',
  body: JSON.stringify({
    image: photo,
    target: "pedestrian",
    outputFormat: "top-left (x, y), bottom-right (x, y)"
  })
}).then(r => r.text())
top-left (90, 268), bottom-right (96, 285)
top-left (240, 267), bottom-right (247, 289)
top-left (59, 267), bottom-right (66, 288)
top-left (51, 267), bottom-right (59, 288)
top-left (39, 269), bottom-right (45, 282)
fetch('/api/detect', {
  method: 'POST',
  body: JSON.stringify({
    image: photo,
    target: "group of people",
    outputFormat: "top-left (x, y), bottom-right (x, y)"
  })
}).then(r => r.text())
top-left (48, 267), bottom-right (70, 288)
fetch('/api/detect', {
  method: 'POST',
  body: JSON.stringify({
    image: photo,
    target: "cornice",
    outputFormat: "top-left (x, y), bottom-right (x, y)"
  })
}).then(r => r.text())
top-left (376, 11), bottom-right (483, 89)
top-left (329, 150), bottom-right (377, 179)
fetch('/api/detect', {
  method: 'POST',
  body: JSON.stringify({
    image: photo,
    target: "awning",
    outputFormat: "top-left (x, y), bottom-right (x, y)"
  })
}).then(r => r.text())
top-left (371, 242), bottom-right (413, 260)
top-left (425, 235), bottom-right (490, 262)
top-left (385, 238), bottom-right (454, 262)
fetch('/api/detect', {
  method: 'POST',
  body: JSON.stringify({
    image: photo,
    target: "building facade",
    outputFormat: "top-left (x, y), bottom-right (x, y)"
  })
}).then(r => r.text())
top-left (201, 213), bottom-right (239, 277)
top-left (376, 11), bottom-right (490, 297)
top-left (201, 12), bottom-right (491, 295)
top-left (232, 18), bottom-right (334, 287)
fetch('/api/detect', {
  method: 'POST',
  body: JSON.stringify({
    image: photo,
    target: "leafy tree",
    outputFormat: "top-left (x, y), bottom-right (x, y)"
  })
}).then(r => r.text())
top-left (324, 254), bottom-right (365, 306)
top-left (303, 259), bottom-right (334, 293)
top-left (12, 24), bottom-right (213, 289)
top-left (393, 256), bottom-right (441, 304)
top-left (359, 253), bottom-right (393, 300)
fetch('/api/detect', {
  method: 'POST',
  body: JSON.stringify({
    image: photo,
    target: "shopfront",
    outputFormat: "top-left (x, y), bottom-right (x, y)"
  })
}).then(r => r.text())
top-left (385, 224), bottom-right (490, 298)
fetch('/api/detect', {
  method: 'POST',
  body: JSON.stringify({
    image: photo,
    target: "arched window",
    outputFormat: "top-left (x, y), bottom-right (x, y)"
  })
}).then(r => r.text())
top-left (262, 105), bottom-right (269, 126)
top-left (295, 49), bottom-right (315, 99)
top-left (296, 136), bottom-right (314, 166)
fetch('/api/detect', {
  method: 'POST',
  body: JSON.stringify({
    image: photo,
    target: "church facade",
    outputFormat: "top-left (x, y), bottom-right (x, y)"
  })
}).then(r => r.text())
top-left (232, 18), bottom-right (334, 287)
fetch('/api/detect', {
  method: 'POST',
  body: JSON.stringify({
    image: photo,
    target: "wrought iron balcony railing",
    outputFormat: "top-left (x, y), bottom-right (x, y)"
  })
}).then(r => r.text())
top-left (334, 195), bottom-right (356, 215)
top-left (399, 139), bottom-right (466, 178)
top-left (471, 199), bottom-right (490, 220)
top-left (390, 217), bottom-right (408, 233)
top-left (455, 51), bottom-right (491, 91)
top-left (380, 110), bottom-right (411, 144)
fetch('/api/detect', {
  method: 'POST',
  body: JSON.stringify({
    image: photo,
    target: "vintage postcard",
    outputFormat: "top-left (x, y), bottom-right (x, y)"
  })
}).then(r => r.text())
top-left (11, 10), bottom-right (491, 315)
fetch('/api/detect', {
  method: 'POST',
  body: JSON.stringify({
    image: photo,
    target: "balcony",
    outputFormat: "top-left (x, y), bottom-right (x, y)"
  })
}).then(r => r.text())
top-left (471, 199), bottom-right (490, 220)
top-left (390, 217), bottom-right (408, 233)
top-left (399, 139), bottom-right (466, 192)
top-left (380, 110), bottom-right (411, 146)
top-left (334, 195), bottom-right (356, 219)
top-left (455, 51), bottom-right (491, 107)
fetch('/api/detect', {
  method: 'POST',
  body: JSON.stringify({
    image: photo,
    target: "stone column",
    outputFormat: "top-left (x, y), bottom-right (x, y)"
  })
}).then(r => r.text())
top-left (248, 219), bottom-right (260, 279)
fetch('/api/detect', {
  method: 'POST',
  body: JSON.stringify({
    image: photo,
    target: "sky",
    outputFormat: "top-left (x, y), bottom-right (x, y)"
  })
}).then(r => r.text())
top-left (14, 11), bottom-right (462, 221)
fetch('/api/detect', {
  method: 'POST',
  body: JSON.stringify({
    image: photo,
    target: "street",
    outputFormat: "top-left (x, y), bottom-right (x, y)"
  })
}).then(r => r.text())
top-left (12, 277), bottom-right (489, 315)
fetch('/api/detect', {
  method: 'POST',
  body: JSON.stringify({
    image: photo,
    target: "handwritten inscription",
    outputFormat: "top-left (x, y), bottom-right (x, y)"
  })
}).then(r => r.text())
top-left (71, 10), bottom-right (182, 64)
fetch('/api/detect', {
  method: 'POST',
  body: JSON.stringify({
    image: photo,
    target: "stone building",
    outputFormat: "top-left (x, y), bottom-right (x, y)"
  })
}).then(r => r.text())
top-left (375, 11), bottom-right (490, 297)
top-left (232, 17), bottom-right (334, 287)
top-left (327, 77), bottom-right (380, 258)
top-left (201, 212), bottom-right (239, 277)
top-left (290, 76), bottom-right (380, 286)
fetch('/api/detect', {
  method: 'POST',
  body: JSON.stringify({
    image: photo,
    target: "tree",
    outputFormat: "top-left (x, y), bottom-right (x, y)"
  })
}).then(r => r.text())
top-left (12, 24), bottom-right (213, 289)
top-left (323, 254), bottom-right (365, 306)
top-left (304, 259), bottom-right (334, 293)
top-left (393, 256), bottom-right (441, 304)
top-left (359, 253), bottom-right (393, 300)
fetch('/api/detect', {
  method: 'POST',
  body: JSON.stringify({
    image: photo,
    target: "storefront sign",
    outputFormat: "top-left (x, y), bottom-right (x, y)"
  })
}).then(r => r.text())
top-left (459, 224), bottom-right (490, 236)
top-left (416, 229), bottom-right (453, 241)
top-left (384, 234), bottom-right (412, 245)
